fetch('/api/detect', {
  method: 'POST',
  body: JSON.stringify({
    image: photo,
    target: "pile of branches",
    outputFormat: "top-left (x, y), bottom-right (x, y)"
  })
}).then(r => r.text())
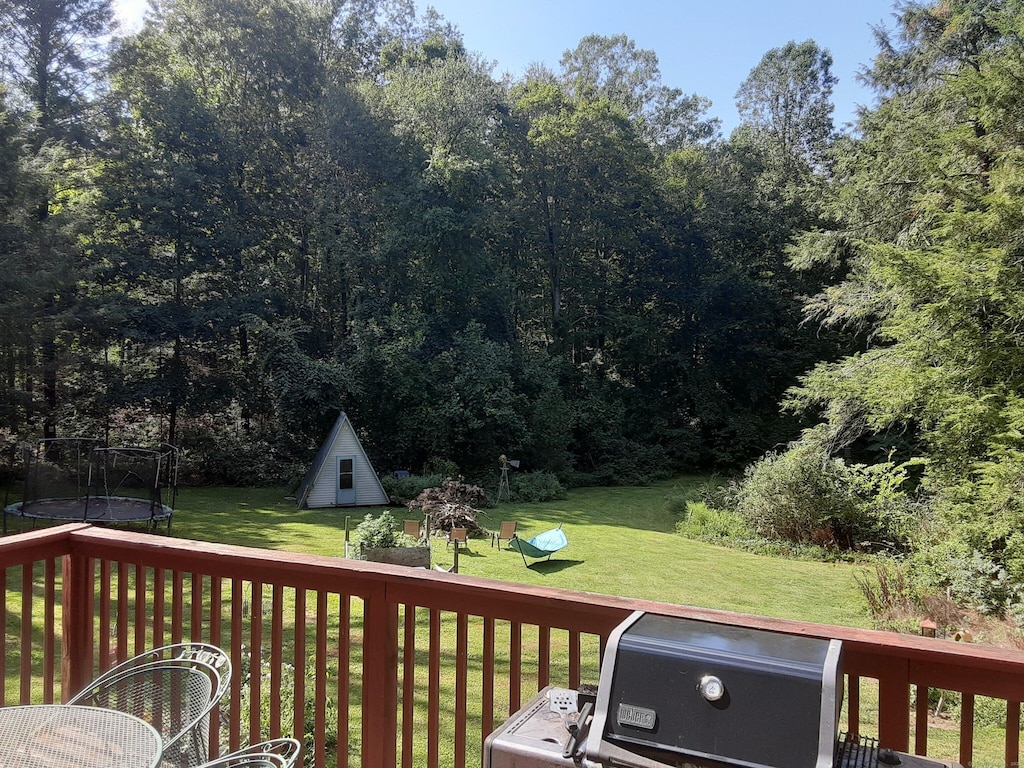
top-left (407, 477), bottom-right (488, 537)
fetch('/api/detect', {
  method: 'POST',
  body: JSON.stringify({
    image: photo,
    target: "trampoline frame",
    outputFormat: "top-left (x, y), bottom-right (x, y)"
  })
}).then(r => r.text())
top-left (3, 439), bottom-right (179, 535)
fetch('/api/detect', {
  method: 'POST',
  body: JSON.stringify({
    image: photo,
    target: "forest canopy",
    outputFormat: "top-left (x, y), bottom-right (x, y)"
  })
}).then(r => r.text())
top-left (0, 0), bottom-right (844, 485)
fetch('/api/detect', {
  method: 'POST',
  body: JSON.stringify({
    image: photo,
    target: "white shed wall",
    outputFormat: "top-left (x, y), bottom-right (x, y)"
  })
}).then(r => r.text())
top-left (304, 419), bottom-right (388, 508)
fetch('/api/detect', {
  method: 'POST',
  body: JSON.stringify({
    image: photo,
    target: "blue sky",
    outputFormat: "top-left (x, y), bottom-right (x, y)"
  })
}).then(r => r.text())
top-left (414, 0), bottom-right (900, 134)
top-left (115, 0), bottom-right (900, 134)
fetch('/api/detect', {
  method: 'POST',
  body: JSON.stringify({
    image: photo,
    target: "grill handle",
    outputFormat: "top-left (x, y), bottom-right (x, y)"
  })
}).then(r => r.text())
top-left (562, 701), bottom-right (593, 763)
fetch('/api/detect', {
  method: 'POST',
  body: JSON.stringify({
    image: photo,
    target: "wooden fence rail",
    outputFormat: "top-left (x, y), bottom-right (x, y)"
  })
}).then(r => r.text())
top-left (0, 525), bottom-right (1022, 767)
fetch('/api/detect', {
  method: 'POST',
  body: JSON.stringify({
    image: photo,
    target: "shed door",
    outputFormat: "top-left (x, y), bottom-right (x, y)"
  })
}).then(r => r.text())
top-left (336, 456), bottom-right (356, 505)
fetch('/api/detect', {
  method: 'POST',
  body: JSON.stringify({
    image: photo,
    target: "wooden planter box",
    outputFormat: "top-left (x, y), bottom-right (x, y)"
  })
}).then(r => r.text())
top-left (360, 545), bottom-right (431, 568)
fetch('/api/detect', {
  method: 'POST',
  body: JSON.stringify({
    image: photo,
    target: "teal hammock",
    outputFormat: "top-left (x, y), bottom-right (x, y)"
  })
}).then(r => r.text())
top-left (507, 525), bottom-right (568, 566)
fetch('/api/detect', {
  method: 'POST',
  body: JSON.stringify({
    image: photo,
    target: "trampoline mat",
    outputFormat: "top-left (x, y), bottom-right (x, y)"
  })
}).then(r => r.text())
top-left (5, 496), bottom-right (172, 523)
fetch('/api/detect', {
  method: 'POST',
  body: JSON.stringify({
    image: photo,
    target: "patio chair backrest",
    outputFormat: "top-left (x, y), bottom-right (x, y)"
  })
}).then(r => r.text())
top-left (211, 738), bottom-right (302, 768)
top-left (449, 527), bottom-right (467, 543)
top-left (90, 642), bottom-right (231, 688)
top-left (69, 643), bottom-right (231, 768)
top-left (195, 754), bottom-right (288, 768)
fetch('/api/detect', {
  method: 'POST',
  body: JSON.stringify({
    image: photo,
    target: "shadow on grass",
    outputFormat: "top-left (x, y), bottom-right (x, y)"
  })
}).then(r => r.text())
top-left (522, 559), bottom-right (584, 574)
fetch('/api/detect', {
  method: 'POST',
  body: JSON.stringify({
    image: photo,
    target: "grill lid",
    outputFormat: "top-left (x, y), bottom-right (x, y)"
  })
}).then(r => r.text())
top-left (587, 611), bottom-right (844, 768)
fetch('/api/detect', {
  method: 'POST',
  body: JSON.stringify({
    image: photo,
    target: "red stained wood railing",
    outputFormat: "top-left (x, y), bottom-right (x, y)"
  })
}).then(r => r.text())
top-left (1, 525), bottom-right (1024, 767)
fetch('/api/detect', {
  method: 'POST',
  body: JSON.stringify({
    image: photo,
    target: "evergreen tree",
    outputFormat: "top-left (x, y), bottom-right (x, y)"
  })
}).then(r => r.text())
top-left (782, 0), bottom-right (1024, 605)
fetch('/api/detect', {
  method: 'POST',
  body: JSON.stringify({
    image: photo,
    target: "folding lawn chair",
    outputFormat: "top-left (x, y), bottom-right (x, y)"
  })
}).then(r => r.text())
top-left (492, 521), bottom-right (517, 549)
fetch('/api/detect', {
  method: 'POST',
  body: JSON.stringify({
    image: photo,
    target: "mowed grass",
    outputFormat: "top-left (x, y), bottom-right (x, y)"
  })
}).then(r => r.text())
top-left (171, 476), bottom-right (870, 628)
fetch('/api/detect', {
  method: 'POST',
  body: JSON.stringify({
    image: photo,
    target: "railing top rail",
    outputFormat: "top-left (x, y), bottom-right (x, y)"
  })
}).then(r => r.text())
top-left (0, 522), bottom-right (88, 566)
top-left (19, 524), bottom-right (1019, 676)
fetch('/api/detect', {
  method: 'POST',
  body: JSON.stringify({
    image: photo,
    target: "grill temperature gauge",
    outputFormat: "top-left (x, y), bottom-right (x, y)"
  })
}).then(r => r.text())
top-left (699, 675), bottom-right (725, 702)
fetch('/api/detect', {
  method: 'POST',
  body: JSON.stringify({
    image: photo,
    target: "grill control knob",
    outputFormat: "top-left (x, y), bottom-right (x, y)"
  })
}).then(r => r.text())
top-left (698, 675), bottom-right (725, 702)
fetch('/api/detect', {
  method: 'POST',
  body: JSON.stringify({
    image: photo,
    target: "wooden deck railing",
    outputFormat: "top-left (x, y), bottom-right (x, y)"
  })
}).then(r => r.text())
top-left (1, 524), bottom-right (1023, 768)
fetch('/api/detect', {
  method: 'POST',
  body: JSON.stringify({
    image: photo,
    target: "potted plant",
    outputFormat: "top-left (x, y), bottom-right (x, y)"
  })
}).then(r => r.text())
top-left (356, 511), bottom-right (431, 568)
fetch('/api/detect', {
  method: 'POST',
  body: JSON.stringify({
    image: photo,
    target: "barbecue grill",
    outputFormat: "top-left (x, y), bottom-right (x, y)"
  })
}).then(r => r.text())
top-left (484, 611), bottom-right (962, 768)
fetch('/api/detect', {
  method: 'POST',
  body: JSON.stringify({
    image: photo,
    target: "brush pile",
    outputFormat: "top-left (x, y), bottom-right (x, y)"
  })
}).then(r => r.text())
top-left (407, 477), bottom-right (488, 537)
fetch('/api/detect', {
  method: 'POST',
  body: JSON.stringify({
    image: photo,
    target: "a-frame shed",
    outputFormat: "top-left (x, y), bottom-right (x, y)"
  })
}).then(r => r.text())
top-left (296, 412), bottom-right (390, 509)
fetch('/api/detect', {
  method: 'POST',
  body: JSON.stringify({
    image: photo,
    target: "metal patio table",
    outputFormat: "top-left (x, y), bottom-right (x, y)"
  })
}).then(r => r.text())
top-left (0, 704), bottom-right (162, 768)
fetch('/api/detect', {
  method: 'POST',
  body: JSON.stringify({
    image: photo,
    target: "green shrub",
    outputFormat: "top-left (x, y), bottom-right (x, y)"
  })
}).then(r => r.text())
top-left (910, 540), bottom-right (1023, 617)
top-left (676, 501), bottom-right (753, 541)
top-left (697, 476), bottom-right (743, 513)
top-left (736, 446), bottom-right (858, 546)
top-left (355, 511), bottom-right (401, 549)
top-left (510, 472), bottom-right (566, 502)
top-left (735, 444), bottom-right (918, 552)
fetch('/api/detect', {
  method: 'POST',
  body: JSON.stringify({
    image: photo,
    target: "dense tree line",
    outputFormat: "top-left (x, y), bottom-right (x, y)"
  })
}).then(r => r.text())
top-left (0, 0), bottom-right (844, 484)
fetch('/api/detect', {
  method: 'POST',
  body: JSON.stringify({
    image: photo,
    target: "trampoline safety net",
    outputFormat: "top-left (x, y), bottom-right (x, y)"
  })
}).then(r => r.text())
top-left (3, 438), bottom-right (179, 533)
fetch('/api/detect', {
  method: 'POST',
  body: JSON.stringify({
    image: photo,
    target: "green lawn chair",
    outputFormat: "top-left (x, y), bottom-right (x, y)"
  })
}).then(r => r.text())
top-left (508, 524), bottom-right (568, 566)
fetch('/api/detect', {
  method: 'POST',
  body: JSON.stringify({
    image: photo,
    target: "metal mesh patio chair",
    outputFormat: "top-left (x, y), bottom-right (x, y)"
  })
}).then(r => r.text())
top-left (204, 738), bottom-right (302, 768)
top-left (69, 643), bottom-right (231, 768)
top-left (194, 755), bottom-right (287, 768)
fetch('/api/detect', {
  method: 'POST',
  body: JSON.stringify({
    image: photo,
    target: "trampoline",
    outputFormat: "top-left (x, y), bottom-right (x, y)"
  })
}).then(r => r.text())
top-left (3, 439), bottom-right (179, 534)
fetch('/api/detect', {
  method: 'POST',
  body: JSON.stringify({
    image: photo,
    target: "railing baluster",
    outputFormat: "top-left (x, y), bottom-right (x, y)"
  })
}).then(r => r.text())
top-left (915, 683), bottom-right (929, 755)
top-left (482, 616), bottom-right (495, 748)
top-left (455, 612), bottom-right (468, 768)
top-left (20, 560), bottom-right (33, 702)
top-left (209, 573), bottom-right (223, 760)
top-left (98, 559), bottom-right (111, 676)
top-left (402, 604), bottom-right (416, 768)
top-left (315, 589), bottom-right (328, 768)
top-left (1006, 700), bottom-right (1020, 768)
top-left (293, 587), bottom-right (305, 757)
top-left (170, 568), bottom-right (183, 645)
top-left (229, 577), bottom-right (244, 752)
top-left (135, 564), bottom-right (147, 653)
top-left (43, 558), bottom-right (55, 703)
top-left (538, 625), bottom-right (550, 689)
top-left (960, 692), bottom-right (974, 768)
top-left (270, 583), bottom-right (284, 738)
top-left (0, 566), bottom-right (6, 706)
top-left (116, 560), bottom-right (128, 664)
top-left (509, 621), bottom-right (522, 715)
top-left (153, 567), bottom-right (165, 647)
top-left (191, 571), bottom-right (203, 643)
top-left (569, 629), bottom-right (580, 690)
top-left (427, 607), bottom-right (441, 768)
top-left (334, 590), bottom-right (349, 768)
top-left (249, 580), bottom-right (263, 744)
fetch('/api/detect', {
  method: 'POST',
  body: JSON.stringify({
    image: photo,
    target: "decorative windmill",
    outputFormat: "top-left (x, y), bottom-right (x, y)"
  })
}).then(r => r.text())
top-left (497, 454), bottom-right (519, 502)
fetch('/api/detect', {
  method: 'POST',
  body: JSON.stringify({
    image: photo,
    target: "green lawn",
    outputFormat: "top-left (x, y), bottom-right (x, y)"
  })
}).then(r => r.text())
top-left (171, 476), bottom-right (870, 629)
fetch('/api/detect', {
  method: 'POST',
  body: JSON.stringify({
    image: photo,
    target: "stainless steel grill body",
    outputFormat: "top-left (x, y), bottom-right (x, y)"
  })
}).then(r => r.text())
top-left (483, 690), bottom-right (580, 768)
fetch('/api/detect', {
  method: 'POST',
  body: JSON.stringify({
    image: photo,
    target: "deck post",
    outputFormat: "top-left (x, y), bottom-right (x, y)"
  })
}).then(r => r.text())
top-left (876, 656), bottom-right (911, 752)
top-left (363, 581), bottom-right (399, 768)
top-left (60, 551), bottom-right (93, 701)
